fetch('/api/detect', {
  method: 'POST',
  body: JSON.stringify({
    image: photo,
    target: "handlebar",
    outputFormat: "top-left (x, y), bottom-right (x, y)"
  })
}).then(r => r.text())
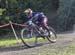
top-left (24, 17), bottom-right (35, 24)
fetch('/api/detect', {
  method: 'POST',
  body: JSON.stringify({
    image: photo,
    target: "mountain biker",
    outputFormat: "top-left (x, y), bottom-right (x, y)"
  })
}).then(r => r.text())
top-left (24, 8), bottom-right (48, 29)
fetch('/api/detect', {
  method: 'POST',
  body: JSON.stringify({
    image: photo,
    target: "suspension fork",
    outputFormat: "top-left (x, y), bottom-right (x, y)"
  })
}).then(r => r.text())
top-left (30, 29), bottom-right (33, 38)
top-left (28, 25), bottom-right (33, 38)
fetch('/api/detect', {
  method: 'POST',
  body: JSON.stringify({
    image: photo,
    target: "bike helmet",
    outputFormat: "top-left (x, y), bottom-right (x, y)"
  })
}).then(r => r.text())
top-left (24, 8), bottom-right (33, 15)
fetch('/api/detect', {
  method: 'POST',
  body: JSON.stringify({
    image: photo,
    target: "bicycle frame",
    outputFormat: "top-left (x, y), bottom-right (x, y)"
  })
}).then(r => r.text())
top-left (21, 18), bottom-right (57, 47)
top-left (24, 17), bottom-right (47, 39)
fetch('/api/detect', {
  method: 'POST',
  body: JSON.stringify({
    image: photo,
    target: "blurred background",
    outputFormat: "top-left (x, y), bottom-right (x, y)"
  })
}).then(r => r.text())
top-left (0, 0), bottom-right (75, 35)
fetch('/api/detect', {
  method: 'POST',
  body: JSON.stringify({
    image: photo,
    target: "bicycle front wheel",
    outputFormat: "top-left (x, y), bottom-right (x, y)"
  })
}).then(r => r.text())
top-left (46, 26), bottom-right (57, 43)
top-left (20, 27), bottom-right (38, 48)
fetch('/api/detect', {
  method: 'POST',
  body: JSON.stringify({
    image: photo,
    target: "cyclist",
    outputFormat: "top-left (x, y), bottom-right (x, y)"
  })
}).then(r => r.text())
top-left (24, 8), bottom-right (48, 29)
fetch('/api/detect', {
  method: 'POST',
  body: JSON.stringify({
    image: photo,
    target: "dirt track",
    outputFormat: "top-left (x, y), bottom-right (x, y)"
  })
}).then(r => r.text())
top-left (0, 32), bottom-right (75, 55)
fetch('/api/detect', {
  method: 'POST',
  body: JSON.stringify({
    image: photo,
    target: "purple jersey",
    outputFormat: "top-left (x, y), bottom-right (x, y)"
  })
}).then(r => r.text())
top-left (27, 12), bottom-right (47, 26)
top-left (27, 12), bottom-right (46, 21)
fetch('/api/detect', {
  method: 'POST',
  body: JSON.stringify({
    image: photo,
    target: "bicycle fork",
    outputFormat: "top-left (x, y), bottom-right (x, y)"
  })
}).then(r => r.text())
top-left (30, 29), bottom-right (33, 38)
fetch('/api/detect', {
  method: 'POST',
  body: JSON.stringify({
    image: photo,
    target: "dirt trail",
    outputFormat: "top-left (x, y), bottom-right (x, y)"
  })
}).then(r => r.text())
top-left (0, 32), bottom-right (75, 55)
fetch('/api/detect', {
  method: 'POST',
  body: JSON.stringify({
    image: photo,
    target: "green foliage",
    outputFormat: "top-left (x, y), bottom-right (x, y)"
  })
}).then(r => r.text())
top-left (0, 0), bottom-right (58, 26)
top-left (0, 0), bottom-right (75, 33)
top-left (55, 0), bottom-right (75, 31)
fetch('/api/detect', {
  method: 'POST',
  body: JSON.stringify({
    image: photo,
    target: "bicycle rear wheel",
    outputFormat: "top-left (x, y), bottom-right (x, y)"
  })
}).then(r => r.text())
top-left (20, 27), bottom-right (38, 48)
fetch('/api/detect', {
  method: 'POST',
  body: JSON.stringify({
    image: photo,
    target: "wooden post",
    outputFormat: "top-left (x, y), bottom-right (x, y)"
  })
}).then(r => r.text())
top-left (9, 21), bottom-right (19, 43)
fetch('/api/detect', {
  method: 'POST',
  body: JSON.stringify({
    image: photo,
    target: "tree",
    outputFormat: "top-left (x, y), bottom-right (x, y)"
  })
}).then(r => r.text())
top-left (55, 0), bottom-right (75, 31)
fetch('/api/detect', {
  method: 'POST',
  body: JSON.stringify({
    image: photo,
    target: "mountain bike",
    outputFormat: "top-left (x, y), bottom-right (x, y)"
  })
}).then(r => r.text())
top-left (20, 17), bottom-right (57, 48)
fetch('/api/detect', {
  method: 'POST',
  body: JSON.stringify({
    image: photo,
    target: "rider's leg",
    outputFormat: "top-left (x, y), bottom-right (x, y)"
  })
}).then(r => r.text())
top-left (41, 18), bottom-right (48, 29)
top-left (39, 18), bottom-right (49, 38)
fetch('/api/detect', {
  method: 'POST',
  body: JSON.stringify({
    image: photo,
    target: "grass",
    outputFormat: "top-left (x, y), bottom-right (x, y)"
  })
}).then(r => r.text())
top-left (24, 37), bottom-right (43, 42)
top-left (0, 39), bottom-right (17, 46)
top-left (50, 44), bottom-right (75, 55)
top-left (0, 37), bottom-right (21, 46)
top-left (29, 43), bottom-right (75, 55)
top-left (0, 34), bottom-right (75, 55)
top-left (0, 34), bottom-right (44, 46)
top-left (0, 34), bottom-right (22, 46)
top-left (0, 34), bottom-right (69, 46)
